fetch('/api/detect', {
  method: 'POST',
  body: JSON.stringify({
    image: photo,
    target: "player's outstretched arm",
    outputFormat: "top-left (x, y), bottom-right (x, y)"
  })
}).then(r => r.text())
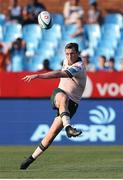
top-left (22, 70), bottom-right (68, 82)
top-left (22, 74), bottom-right (39, 82)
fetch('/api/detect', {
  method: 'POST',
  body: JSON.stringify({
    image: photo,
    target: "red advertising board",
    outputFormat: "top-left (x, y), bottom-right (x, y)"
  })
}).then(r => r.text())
top-left (0, 71), bottom-right (123, 98)
top-left (86, 72), bottom-right (123, 98)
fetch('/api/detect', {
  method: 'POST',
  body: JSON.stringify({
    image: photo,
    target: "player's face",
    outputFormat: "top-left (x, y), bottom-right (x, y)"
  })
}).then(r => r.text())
top-left (65, 48), bottom-right (78, 65)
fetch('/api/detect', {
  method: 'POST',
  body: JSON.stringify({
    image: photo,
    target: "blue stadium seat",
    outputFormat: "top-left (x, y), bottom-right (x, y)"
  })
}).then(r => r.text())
top-left (36, 40), bottom-right (56, 57)
top-left (62, 24), bottom-right (87, 50)
top-left (26, 54), bottom-right (46, 71)
top-left (11, 54), bottom-right (24, 72)
top-left (52, 13), bottom-right (64, 25)
top-left (53, 40), bottom-right (67, 61)
top-left (117, 40), bottom-right (123, 49)
top-left (23, 25), bottom-right (41, 55)
top-left (104, 13), bottom-right (123, 28)
top-left (87, 36), bottom-right (99, 48)
top-left (101, 24), bottom-right (121, 40)
top-left (115, 47), bottom-right (123, 61)
top-left (0, 25), bottom-right (3, 40)
top-left (42, 24), bottom-right (62, 41)
top-left (22, 24), bottom-right (42, 40)
top-left (36, 47), bottom-right (55, 58)
top-left (84, 24), bottom-right (101, 39)
top-left (84, 24), bottom-right (101, 48)
top-left (0, 13), bottom-right (6, 25)
top-left (120, 29), bottom-right (123, 40)
top-left (38, 40), bottom-right (57, 49)
top-left (25, 37), bottom-right (39, 56)
top-left (63, 24), bottom-right (77, 33)
top-left (114, 61), bottom-right (121, 70)
top-left (62, 24), bottom-right (77, 40)
top-left (40, 24), bottom-right (62, 50)
top-left (27, 63), bottom-right (43, 71)
top-left (23, 35), bottom-right (39, 45)
top-left (50, 56), bottom-right (62, 70)
top-left (94, 47), bottom-right (115, 60)
top-left (98, 39), bottom-right (118, 49)
top-left (3, 23), bottom-right (22, 42)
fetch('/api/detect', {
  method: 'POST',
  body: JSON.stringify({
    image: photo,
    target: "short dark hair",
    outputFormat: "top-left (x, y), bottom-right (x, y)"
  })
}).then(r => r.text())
top-left (65, 43), bottom-right (79, 52)
top-left (109, 57), bottom-right (115, 63)
top-left (100, 55), bottom-right (106, 61)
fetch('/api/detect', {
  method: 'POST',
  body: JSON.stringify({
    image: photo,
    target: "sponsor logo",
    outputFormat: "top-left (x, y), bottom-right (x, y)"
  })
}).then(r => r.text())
top-left (70, 106), bottom-right (116, 142)
top-left (89, 105), bottom-right (116, 124)
top-left (30, 105), bottom-right (116, 143)
top-left (96, 83), bottom-right (123, 97)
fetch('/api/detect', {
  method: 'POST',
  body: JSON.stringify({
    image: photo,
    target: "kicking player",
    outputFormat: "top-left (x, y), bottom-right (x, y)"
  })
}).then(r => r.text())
top-left (20, 42), bottom-right (87, 170)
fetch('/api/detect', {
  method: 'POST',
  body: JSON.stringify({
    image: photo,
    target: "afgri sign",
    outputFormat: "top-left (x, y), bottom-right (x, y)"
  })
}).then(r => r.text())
top-left (0, 99), bottom-right (123, 145)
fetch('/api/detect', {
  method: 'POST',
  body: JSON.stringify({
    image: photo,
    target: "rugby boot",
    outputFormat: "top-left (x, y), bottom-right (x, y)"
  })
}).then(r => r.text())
top-left (66, 125), bottom-right (82, 138)
top-left (20, 155), bottom-right (35, 170)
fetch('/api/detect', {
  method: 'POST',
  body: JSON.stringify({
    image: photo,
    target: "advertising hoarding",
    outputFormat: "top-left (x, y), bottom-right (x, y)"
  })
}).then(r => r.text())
top-left (0, 99), bottom-right (123, 145)
top-left (0, 72), bottom-right (123, 98)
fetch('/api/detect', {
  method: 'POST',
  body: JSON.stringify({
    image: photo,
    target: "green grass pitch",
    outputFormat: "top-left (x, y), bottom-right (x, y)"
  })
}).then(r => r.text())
top-left (0, 145), bottom-right (123, 178)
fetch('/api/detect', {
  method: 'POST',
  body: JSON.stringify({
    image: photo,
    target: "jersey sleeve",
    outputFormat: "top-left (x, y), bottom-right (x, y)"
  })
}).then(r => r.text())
top-left (65, 64), bottom-right (82, 78)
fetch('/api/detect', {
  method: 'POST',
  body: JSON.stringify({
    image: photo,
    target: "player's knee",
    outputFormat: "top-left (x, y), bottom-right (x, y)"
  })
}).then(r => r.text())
top-left (55, 93), bottom-right (68, 108)
top-left (60, 94), bottom-right (68, 105)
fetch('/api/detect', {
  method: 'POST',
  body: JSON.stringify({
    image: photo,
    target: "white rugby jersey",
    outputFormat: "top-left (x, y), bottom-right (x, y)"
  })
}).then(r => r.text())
top-left (58, 57), bottom-right (87, 104)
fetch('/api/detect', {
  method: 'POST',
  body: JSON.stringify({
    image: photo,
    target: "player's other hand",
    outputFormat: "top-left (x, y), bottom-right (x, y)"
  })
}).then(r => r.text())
top-left (22, 74), bottom-right (38, 82)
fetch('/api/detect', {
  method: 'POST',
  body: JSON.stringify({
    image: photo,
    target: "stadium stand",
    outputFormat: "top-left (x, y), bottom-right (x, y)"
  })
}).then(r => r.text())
top-left (0, 0), bottom-right (123, 71)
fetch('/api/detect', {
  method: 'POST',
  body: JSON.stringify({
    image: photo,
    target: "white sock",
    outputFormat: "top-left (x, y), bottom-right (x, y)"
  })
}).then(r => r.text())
top-left (32, 146), bottom-right (44, 159)
top-left (61, 115), bottom-right (70, 128)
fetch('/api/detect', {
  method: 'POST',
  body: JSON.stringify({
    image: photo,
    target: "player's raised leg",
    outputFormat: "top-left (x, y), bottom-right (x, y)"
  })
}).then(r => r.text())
top-left (54, 91), bottom-right (82, 137)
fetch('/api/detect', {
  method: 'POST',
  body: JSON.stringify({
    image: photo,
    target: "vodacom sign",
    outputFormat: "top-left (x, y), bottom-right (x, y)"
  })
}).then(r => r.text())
top-left (84, 72), bottom-right (123, 98)
top-left (96, 83), bottom-right (123, 97)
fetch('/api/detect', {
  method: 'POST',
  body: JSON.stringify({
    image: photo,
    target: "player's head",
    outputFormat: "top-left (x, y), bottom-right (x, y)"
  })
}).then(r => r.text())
top-left (65, 43), bottom-right (79, 52)
top-left (65, 43), bottom-right (79, 65)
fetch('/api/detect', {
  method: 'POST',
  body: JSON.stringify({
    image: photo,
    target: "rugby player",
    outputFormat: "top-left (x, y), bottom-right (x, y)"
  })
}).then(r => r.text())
top-left (20, 43), bottom-right (87, 170)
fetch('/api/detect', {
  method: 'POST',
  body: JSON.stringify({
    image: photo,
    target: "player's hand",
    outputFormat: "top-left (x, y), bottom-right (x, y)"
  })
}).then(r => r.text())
top-left (22, 74), bottom-right (38, 82)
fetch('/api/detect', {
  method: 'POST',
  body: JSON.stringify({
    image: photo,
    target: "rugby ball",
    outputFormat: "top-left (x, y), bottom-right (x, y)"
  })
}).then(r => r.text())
top-left (38, 11), bottom-right (53, 29)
